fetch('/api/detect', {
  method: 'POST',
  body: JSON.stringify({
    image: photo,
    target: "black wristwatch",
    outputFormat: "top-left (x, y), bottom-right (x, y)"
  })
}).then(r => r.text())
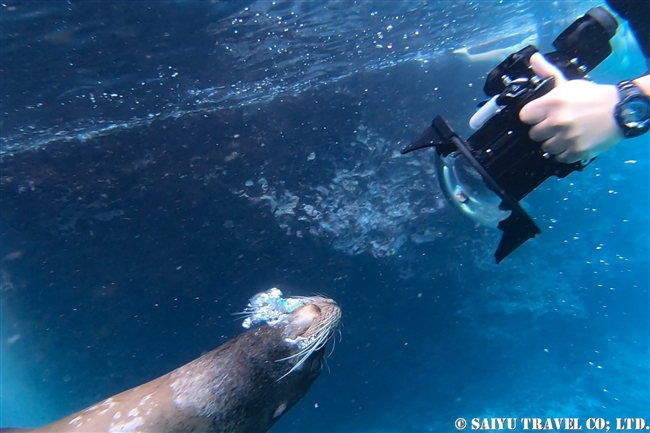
top-left (614, 80), bottom-right (650, 138)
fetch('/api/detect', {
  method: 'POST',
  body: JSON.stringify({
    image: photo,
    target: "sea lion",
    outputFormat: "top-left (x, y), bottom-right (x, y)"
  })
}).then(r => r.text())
top-left (8, 289), bottom-right (341, 433)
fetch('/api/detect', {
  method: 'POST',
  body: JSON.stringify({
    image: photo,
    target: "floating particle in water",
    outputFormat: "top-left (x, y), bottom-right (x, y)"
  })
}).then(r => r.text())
top-left (223, 220), bottom-right (235, 229)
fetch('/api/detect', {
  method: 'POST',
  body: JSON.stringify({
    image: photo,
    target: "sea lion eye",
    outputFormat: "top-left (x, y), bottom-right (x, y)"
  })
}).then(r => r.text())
top-left (311, 357), bottom-right (323, 372)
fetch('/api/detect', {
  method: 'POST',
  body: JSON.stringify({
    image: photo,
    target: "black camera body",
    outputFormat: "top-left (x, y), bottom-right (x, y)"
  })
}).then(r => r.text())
top-left (403, 6), bottom-right (619, 263)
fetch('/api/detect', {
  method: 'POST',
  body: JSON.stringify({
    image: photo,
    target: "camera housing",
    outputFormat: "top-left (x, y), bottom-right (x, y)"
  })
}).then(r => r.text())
top-left (403, 6), bottom-right (618, 263)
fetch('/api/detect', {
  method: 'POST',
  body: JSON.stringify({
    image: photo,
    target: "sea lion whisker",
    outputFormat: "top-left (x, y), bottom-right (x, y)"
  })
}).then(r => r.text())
top-left (327, 332), bottom-right (337, 358)
top-left (323, 355), bottom-right (331, 375)
top-left (231, 310), bottom-right (252, 316)
top-left (278, 337), bottom-right (322, 362)
top-left (276, 347), bottom-right (318, 380)
top-left (276, 332), bottom-right (331, 381)
top-left (277, 328), bottom-right (331, 371)
top-left (278, 346), bottom-right (310, 361)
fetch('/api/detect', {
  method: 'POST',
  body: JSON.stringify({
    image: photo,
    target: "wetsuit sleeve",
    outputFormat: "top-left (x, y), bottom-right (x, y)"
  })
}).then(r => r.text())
top-left (606, 0), bottom-right (650, 60)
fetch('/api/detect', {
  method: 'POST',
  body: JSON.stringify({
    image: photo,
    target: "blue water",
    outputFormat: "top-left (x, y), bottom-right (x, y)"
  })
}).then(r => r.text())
top-left (1, 1), bottom-right (648, 431)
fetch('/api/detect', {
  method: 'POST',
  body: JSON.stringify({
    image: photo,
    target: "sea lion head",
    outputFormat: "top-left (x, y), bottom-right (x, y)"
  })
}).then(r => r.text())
top-left (241, 289), bottom-right (341, 376)
top-left (161, 290), bottom-right (341, 432)
top-left (278, 296), bottom-right (342, 379)
top-left (228, 291), bottom-right (341, 431)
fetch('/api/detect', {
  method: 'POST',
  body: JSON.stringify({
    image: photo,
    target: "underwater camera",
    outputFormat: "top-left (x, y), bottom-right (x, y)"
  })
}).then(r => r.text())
top-left (403, 6), bottom-right (618, 263)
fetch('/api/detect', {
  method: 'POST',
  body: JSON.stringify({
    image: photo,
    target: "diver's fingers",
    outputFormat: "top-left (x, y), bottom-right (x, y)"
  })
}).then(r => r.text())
top-left (539, 135), bottom-right (567, 158)
top-left (529, 52), bottom-right (568, 85)
top-left (528, 119), bottom-right (561, 143)
top-left (520, 54), bottom-right (568, 125)
top-left (554, 148), bottom-right (580, 164)
top-left (519, 95), bottom-right (550, 125)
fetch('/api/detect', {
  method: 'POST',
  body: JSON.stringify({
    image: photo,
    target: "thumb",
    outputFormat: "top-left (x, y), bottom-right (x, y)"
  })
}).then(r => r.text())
top-left (529, 52), bottom-right (567, 85)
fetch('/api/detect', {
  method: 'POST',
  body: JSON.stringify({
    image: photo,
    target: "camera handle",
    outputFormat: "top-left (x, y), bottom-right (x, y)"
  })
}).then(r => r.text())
top-left (470, 75), bottom-right (555, 130)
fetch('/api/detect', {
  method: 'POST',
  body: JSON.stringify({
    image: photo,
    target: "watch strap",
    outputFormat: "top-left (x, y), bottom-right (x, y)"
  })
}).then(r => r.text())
top-left (617, 80), bottom-right (639, 98)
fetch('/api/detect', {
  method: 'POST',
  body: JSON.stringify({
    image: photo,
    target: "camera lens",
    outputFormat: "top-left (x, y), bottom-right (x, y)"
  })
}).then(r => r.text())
top-left (435, 151), bottom-right (511, 228)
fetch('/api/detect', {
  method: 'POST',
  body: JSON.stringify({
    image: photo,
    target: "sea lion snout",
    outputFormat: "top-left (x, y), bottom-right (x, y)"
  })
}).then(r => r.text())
top-left (285, 298), bottom-right (341, 341)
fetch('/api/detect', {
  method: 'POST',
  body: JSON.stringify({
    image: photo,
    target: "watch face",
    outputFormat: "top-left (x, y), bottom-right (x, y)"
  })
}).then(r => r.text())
top-left (620, 99), bottom-right (650, 128)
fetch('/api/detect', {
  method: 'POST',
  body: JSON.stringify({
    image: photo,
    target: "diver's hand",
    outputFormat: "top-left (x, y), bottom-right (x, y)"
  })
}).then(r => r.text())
top-left (519, 52), bottom-right (623, 163)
